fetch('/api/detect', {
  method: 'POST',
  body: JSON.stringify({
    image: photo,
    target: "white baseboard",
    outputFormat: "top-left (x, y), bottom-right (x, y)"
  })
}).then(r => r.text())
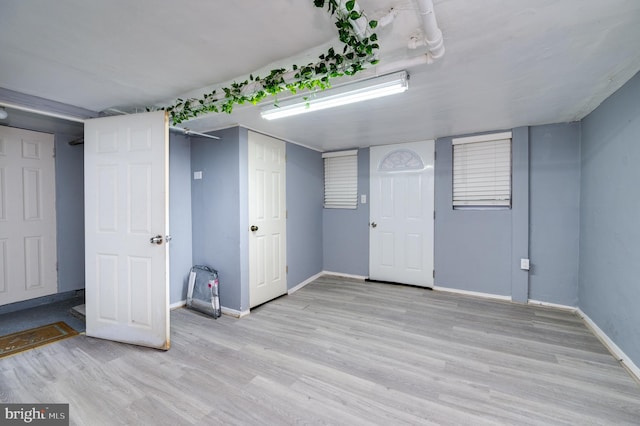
top-left (321, 271), bottom-right (368, 281)
top-left (221, 306), bottom-right (250, 318)
top-left (433, 286), bottom-right (512, 302)
top-left (288, 272), bottom-right (324, 295)
top-left (577, 308), bottom-right (640, 382)
top-left (169, 300), bottom-right (186, 310)
top-left (528, 299), bottom-right (577, 311)
top-left (170, 300), bottom-right (249, 318)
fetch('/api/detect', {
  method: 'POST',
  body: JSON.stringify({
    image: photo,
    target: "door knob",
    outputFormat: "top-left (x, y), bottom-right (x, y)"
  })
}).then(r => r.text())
top-left (150, 235), bottom-right (163, 245)
top-left (370, 222), bottom-right (377, 228)
top-left (250, 225), bottom-right (259, 232)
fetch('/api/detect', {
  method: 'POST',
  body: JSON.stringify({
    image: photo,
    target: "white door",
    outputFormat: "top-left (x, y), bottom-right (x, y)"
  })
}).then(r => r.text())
top-left (84, 111), bottom-right (170, 349)
top-left (248, 131), bottom-right (287, 308)
top-left (0, 127), bottom-right (57, 305)
top-left (369, 141), bottom-right (435, 287)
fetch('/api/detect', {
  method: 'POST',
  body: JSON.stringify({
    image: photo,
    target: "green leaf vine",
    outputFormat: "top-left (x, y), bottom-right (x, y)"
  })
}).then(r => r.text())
top-left (161, 0), bottom-right (380, 124)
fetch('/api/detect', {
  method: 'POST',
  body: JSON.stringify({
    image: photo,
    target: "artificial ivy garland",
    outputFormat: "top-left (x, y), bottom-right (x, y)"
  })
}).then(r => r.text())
top-left (162, 0), bottom-right (380, 124)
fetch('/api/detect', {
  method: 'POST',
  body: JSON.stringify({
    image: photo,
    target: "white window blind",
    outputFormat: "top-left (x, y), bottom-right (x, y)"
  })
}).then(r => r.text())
top-left (323, 150), bottom-right (358, 209)
top-left (452, 132), bottom-right (512, 207)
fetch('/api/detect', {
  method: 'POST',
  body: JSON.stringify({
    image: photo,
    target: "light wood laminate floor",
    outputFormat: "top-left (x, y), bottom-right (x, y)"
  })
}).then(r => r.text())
top-left (1, 276), bottom-right (639, 425)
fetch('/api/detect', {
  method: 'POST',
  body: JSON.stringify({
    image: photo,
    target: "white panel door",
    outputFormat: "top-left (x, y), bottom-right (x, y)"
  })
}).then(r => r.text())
top-left (248, 131), bottom-right (287, 308)
top-left (84, 111), bottom-right (170, 349)
top-left (369, 141), bottom-right (435, 287)
top-left (0, 126), bottom-right (57, 305)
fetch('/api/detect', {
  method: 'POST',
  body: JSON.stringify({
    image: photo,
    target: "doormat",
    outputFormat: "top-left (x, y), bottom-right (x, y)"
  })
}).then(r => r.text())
top-left (0, 322), bottom-right (78, 359)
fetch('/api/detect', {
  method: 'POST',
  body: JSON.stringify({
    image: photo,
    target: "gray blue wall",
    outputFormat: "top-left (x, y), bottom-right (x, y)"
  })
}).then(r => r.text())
top-left (54, 134), bottom-right (85, 293)
top-left (322, 148), bottom-right (370, 276)
top-left (529, 123), bottom-right (581, 306)
top-left (190, 127), bottom-right (324, 311)
top-left (579, 71), bottom-right (640, 367)
top-left (190, 127), bottom-right (244, 311)
top-left (169, 133), bottom-right (193, 304)
top-left (433, 125), bottom-right (582, 305)
top-left (434, 129), bottom-right (529, 299)
top-left (286, 143), bottom-right (324, 287)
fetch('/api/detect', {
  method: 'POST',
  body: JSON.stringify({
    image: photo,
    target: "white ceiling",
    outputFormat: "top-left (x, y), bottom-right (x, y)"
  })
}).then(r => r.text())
top-left (1, 0), bottom-right (639, 151)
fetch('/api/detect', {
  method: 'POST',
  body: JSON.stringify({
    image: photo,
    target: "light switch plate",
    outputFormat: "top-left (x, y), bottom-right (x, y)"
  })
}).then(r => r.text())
top-left (360, 194), bottom-right (367, 204)
top-left (520, 258), bottom-right (530, 270)
top-left (194, 171), bottom-right (203, 180)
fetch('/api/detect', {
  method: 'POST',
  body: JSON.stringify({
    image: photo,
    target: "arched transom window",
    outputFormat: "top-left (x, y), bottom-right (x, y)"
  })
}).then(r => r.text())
top-left (378, 149), bottom-right (424, 171)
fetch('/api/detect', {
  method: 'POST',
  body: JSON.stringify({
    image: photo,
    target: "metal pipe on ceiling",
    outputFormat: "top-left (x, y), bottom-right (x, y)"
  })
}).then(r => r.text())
top-left (413, 0), bottom-right (445, 60)
top-left (104, 108), bottom-right (221, 140)
top-left (169, 126), bottom-right (220, 140)
top-left (0, 101), bottom-right (87, 123)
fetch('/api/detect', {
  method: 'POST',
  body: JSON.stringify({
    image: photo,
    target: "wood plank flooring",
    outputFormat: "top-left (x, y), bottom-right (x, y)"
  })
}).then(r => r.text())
top-left (1, 276), bottom-right (639, 425)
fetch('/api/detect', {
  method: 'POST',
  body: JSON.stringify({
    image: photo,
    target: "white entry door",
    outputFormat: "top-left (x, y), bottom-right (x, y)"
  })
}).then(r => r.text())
top-left (369, 141), bottom-right (435, 287)
top-left (248, 131), bottom-right (287, 308)
top-left (84, 111), bottom-right (170, 349)
top-left (0, 126), bottom-right (57, 305)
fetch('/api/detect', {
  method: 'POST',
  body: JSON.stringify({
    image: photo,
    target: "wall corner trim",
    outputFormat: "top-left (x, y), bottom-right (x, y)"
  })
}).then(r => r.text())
top-left (170, 300), bottom-right (186, 310)
top-left (221, 306), bottom-right (250, 318)
top-left (577, 308), bottom-right (640, 383)
top-left (527, 299), bottom-right (577, 311)
top-left (288, 272), bottom-right (324, 295)
top-left (510, 125), bottom-right (530, 303)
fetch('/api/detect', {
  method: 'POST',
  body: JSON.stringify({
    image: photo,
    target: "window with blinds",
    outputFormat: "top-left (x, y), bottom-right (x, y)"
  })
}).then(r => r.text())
top-left (323, 149), bottom-right (358, 209)
top-left (452, 132), bottom-right (512, 207)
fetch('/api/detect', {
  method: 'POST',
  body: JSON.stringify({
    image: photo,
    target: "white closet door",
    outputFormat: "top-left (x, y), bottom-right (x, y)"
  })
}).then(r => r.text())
top-left (248, 131), bottom-right (287, 308)
top-left (0, 126), bottom-right (57, 306)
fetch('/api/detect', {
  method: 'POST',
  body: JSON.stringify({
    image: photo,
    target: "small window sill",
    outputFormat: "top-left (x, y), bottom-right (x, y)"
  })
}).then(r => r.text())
top-left (453, 206), bottom-right (511, 211)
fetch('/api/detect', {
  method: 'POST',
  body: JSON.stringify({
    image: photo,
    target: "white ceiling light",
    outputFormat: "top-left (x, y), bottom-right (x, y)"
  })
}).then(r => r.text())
top-left (0, 108), bottom-right (7, 120)
top-left (261, 71), bottom-right (408, 121)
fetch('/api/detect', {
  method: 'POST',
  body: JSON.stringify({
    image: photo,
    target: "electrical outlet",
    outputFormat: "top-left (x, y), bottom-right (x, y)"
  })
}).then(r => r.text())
top-left (361, 194), bottom-right (367, 204)
top-left (194, 171), bottom-right (203, 180)
top-left (520, 258), bottom-right (530, 270)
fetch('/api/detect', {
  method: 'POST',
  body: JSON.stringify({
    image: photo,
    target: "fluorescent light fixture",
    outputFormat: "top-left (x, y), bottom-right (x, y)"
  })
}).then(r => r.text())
top-left (261, 71), bottom-right (408, 120)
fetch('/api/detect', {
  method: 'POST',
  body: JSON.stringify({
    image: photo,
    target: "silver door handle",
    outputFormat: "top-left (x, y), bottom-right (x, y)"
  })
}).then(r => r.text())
top-left (150, 235), bottom-right (163, 245)
top-left (370, 222), bottom-right (377, 228)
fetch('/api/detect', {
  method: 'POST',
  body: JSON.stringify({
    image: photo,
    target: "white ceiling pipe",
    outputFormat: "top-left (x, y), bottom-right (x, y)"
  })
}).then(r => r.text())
top-left (104, 108), bottom-right (220, 139)
top-left (170, 127), bottom-right (220, 140)
top-left (0, 101), bottom-right (86, 123)
top-left (377, 8), bottom-right (399, 28)
top-left (339, 0), bottom-right (368, 40)
top-left (414, 0), bottom-right (445, 60)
